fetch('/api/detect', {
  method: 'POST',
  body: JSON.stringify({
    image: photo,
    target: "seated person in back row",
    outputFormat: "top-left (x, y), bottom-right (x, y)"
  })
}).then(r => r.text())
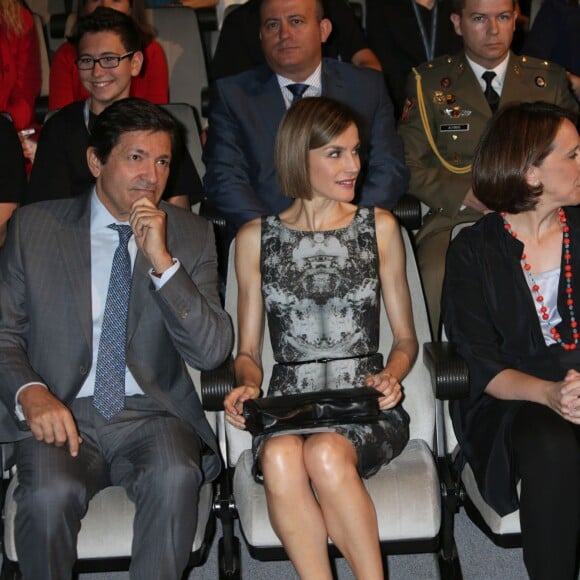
top-left (398, 0), bottom-right (578, 336)
top-left (0, 98), bottom-right (233, 580)
top-left (49, 0), bottom-right (169, 111)
top-left (211, 0), bottom-right (381, 80)
top-left (27, 8), bottom-right (201, 209)
top-left (203, 0), bottom-right (408, 236)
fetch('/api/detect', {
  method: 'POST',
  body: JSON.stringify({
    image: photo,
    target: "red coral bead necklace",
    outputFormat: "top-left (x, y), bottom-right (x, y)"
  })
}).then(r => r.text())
top-left (500, 208), bottom-right (579, 350)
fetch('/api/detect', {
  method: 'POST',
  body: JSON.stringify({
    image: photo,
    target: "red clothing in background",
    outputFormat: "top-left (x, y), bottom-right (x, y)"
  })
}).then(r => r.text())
top-left (49, 38), bottom-right (169, 110)
top-left (0, 6), bottom-right (41, 130)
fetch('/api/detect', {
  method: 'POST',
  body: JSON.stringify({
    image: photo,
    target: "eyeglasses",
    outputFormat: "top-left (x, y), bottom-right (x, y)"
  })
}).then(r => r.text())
top-left (76, 51), bottom-right (135, 70)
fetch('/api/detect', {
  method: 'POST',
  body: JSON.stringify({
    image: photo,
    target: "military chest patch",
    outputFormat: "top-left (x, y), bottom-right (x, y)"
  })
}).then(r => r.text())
top-left (443, 106), bottom-right (472, 118)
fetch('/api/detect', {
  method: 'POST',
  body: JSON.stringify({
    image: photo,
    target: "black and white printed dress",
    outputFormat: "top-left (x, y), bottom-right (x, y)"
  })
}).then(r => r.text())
top-left (254, 207), bottom-right (410, 479)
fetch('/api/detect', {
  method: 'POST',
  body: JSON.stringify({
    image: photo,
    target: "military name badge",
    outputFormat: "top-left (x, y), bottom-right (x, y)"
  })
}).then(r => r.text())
top-left (535, 76), bottom-right (546, 88)
top-left (440, 124), bottom-right (469, 132)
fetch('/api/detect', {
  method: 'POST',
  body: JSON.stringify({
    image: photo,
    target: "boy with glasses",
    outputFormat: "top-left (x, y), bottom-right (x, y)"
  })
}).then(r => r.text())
top-left (26, 7), bottom-right (202, 209)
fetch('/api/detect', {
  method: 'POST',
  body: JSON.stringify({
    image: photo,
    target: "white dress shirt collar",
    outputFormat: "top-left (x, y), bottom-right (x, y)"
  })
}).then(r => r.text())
top-left (277, 62), bottom-right (323, 109)
top-left (466, 53), bottom-right (510, 96)
top-left (90, 188), bottom-right (130, 230)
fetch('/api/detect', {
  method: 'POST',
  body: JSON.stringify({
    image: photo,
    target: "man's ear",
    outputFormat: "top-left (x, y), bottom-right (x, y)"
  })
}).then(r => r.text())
top-left (130, 50), bottom-right (144, 78)
top-left (450, 13), bottom-right (462, 36)
top-left (87, 147), bottom-right (102, 179)
top-left (319, 18), bottom-right (332, 44)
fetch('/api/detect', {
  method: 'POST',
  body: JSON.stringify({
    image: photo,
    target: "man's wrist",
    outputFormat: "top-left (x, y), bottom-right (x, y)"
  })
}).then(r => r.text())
top-left (15, 383), bottom-right (48, 421)
top-left (151, 254), bottom-right (174, 277)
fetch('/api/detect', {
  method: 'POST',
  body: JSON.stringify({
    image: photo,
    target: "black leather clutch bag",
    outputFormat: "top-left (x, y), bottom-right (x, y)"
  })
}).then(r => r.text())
top-left (243, 388), bottom-right (382, 436)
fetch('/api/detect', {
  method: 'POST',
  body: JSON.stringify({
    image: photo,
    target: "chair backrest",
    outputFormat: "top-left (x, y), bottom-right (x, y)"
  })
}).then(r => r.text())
top-left (32, 13), bottom-right (51, 98)
top-left (216, 0), bottom-right (244, 29)
top-left (223, 226), bottom-right (434, 466)
top-left (26, 0), bottom-right (70, 29)
top-left (160, 103), bottom-right (204, 180)
top-left (146, 7), bottom-right (208, 122)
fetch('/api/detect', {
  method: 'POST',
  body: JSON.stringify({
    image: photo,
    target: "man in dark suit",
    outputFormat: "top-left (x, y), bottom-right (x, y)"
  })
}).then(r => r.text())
top-left (211, 0), bottom-right (382, 80)
top-left (203, 0), bottom-right (409, 235)
top-left (0, 98), bottom-right (233, 580)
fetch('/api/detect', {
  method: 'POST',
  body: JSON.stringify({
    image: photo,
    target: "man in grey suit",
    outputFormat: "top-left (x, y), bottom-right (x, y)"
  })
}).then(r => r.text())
top-left (203, 0), bottom-right (409, 234)
top-left (0, 99), bottom-right (233, 580)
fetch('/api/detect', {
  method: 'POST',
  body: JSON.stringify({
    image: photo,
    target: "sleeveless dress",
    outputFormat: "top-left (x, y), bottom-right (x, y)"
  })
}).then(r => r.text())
top-left (254, 207), bottom-right (410, 479)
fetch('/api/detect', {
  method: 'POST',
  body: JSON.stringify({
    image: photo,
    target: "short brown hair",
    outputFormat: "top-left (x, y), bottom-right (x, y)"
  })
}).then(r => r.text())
top-left (77, 0), bottom-right (155, 46)
top-left (473, 101), bottom-right (577, 213)
top-left (451, 0), bottom-right (516, 14)
top-left (75, 7), bottom-right (141, 53)
top-left (274, 97), bottom-right (361, 199)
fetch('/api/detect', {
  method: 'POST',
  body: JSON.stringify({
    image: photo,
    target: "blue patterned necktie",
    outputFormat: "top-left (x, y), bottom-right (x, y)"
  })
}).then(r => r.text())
top-left (93, 224), bottom-right (133, 420)
top-left (286, 83), bottom-right (309, 105)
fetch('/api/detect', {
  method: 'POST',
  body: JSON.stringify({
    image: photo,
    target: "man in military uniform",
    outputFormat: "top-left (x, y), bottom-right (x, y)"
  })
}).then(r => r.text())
top-left (398, 0), bottom-right (579, 336)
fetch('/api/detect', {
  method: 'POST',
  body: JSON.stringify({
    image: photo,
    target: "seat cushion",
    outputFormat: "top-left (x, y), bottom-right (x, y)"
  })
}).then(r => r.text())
top-left (462, 463), bottom-right (521, 535)
top-left (233, 439), bottom-right (441, 547)
top-left (3, 475), bottom-right (213, 561)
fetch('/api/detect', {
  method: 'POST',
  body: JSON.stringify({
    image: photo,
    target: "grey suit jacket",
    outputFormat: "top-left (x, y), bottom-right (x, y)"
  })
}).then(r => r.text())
top-left (203, 58), bottom-right (409, 233)
top-left (0, 194), bottom-right (233, 481)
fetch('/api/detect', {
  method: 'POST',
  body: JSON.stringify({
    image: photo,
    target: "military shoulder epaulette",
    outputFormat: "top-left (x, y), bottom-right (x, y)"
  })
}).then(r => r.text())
top-left (517, 55), bottom-right (555, 70)
top-left (416, 54), bottom-right (455, 73)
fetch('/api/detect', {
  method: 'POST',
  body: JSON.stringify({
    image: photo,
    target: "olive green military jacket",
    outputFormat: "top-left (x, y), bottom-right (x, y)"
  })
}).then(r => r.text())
top-left (398, 51), bottom-right (578, 237)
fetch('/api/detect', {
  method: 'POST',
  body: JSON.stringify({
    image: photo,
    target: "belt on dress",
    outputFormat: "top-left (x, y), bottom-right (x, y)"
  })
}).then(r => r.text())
top-left (275, 353), bottom-right (379, 366)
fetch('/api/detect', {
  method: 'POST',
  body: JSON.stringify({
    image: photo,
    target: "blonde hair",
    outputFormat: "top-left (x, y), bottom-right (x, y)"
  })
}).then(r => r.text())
top-left (0, 0), bottom-right (25, 36)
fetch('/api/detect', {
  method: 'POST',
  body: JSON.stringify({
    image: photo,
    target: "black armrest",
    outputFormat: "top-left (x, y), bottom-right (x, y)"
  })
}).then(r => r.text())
top-left (201, 356), bottom-right (235, 411)
top-left (424, 342), bottom-right (469, 400)
top-left (392, 194), bottom-right (422, 231)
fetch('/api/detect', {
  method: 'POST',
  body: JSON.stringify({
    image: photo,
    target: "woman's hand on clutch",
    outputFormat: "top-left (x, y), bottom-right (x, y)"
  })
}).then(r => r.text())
top-left (365, 371), bottom-right (402, 410)
top-left (224, 386), bottom-right (261, 430)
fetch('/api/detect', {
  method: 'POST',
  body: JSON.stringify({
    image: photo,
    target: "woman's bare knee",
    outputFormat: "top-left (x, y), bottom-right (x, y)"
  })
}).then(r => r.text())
top-left (260, 435), bottom-right (306, 491)
top-left (303, 433), bottom-right (358, 485)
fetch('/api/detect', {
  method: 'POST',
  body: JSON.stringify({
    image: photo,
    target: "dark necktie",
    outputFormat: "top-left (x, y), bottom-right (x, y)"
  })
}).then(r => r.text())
top-left (93, 224), bottom-right (133, 420)
top-left (482, 71), bottom-right (500, 112)
top-left (286, 83), bottom-right (309, 105)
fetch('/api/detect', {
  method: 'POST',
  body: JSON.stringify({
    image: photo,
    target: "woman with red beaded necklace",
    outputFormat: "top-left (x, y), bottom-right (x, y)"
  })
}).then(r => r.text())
top-left (442, 101), bottom-right (580, 580)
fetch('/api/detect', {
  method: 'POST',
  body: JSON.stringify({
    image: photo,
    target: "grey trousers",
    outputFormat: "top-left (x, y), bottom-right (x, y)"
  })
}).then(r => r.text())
top-left (14, 396), bottom-right (202, 580)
